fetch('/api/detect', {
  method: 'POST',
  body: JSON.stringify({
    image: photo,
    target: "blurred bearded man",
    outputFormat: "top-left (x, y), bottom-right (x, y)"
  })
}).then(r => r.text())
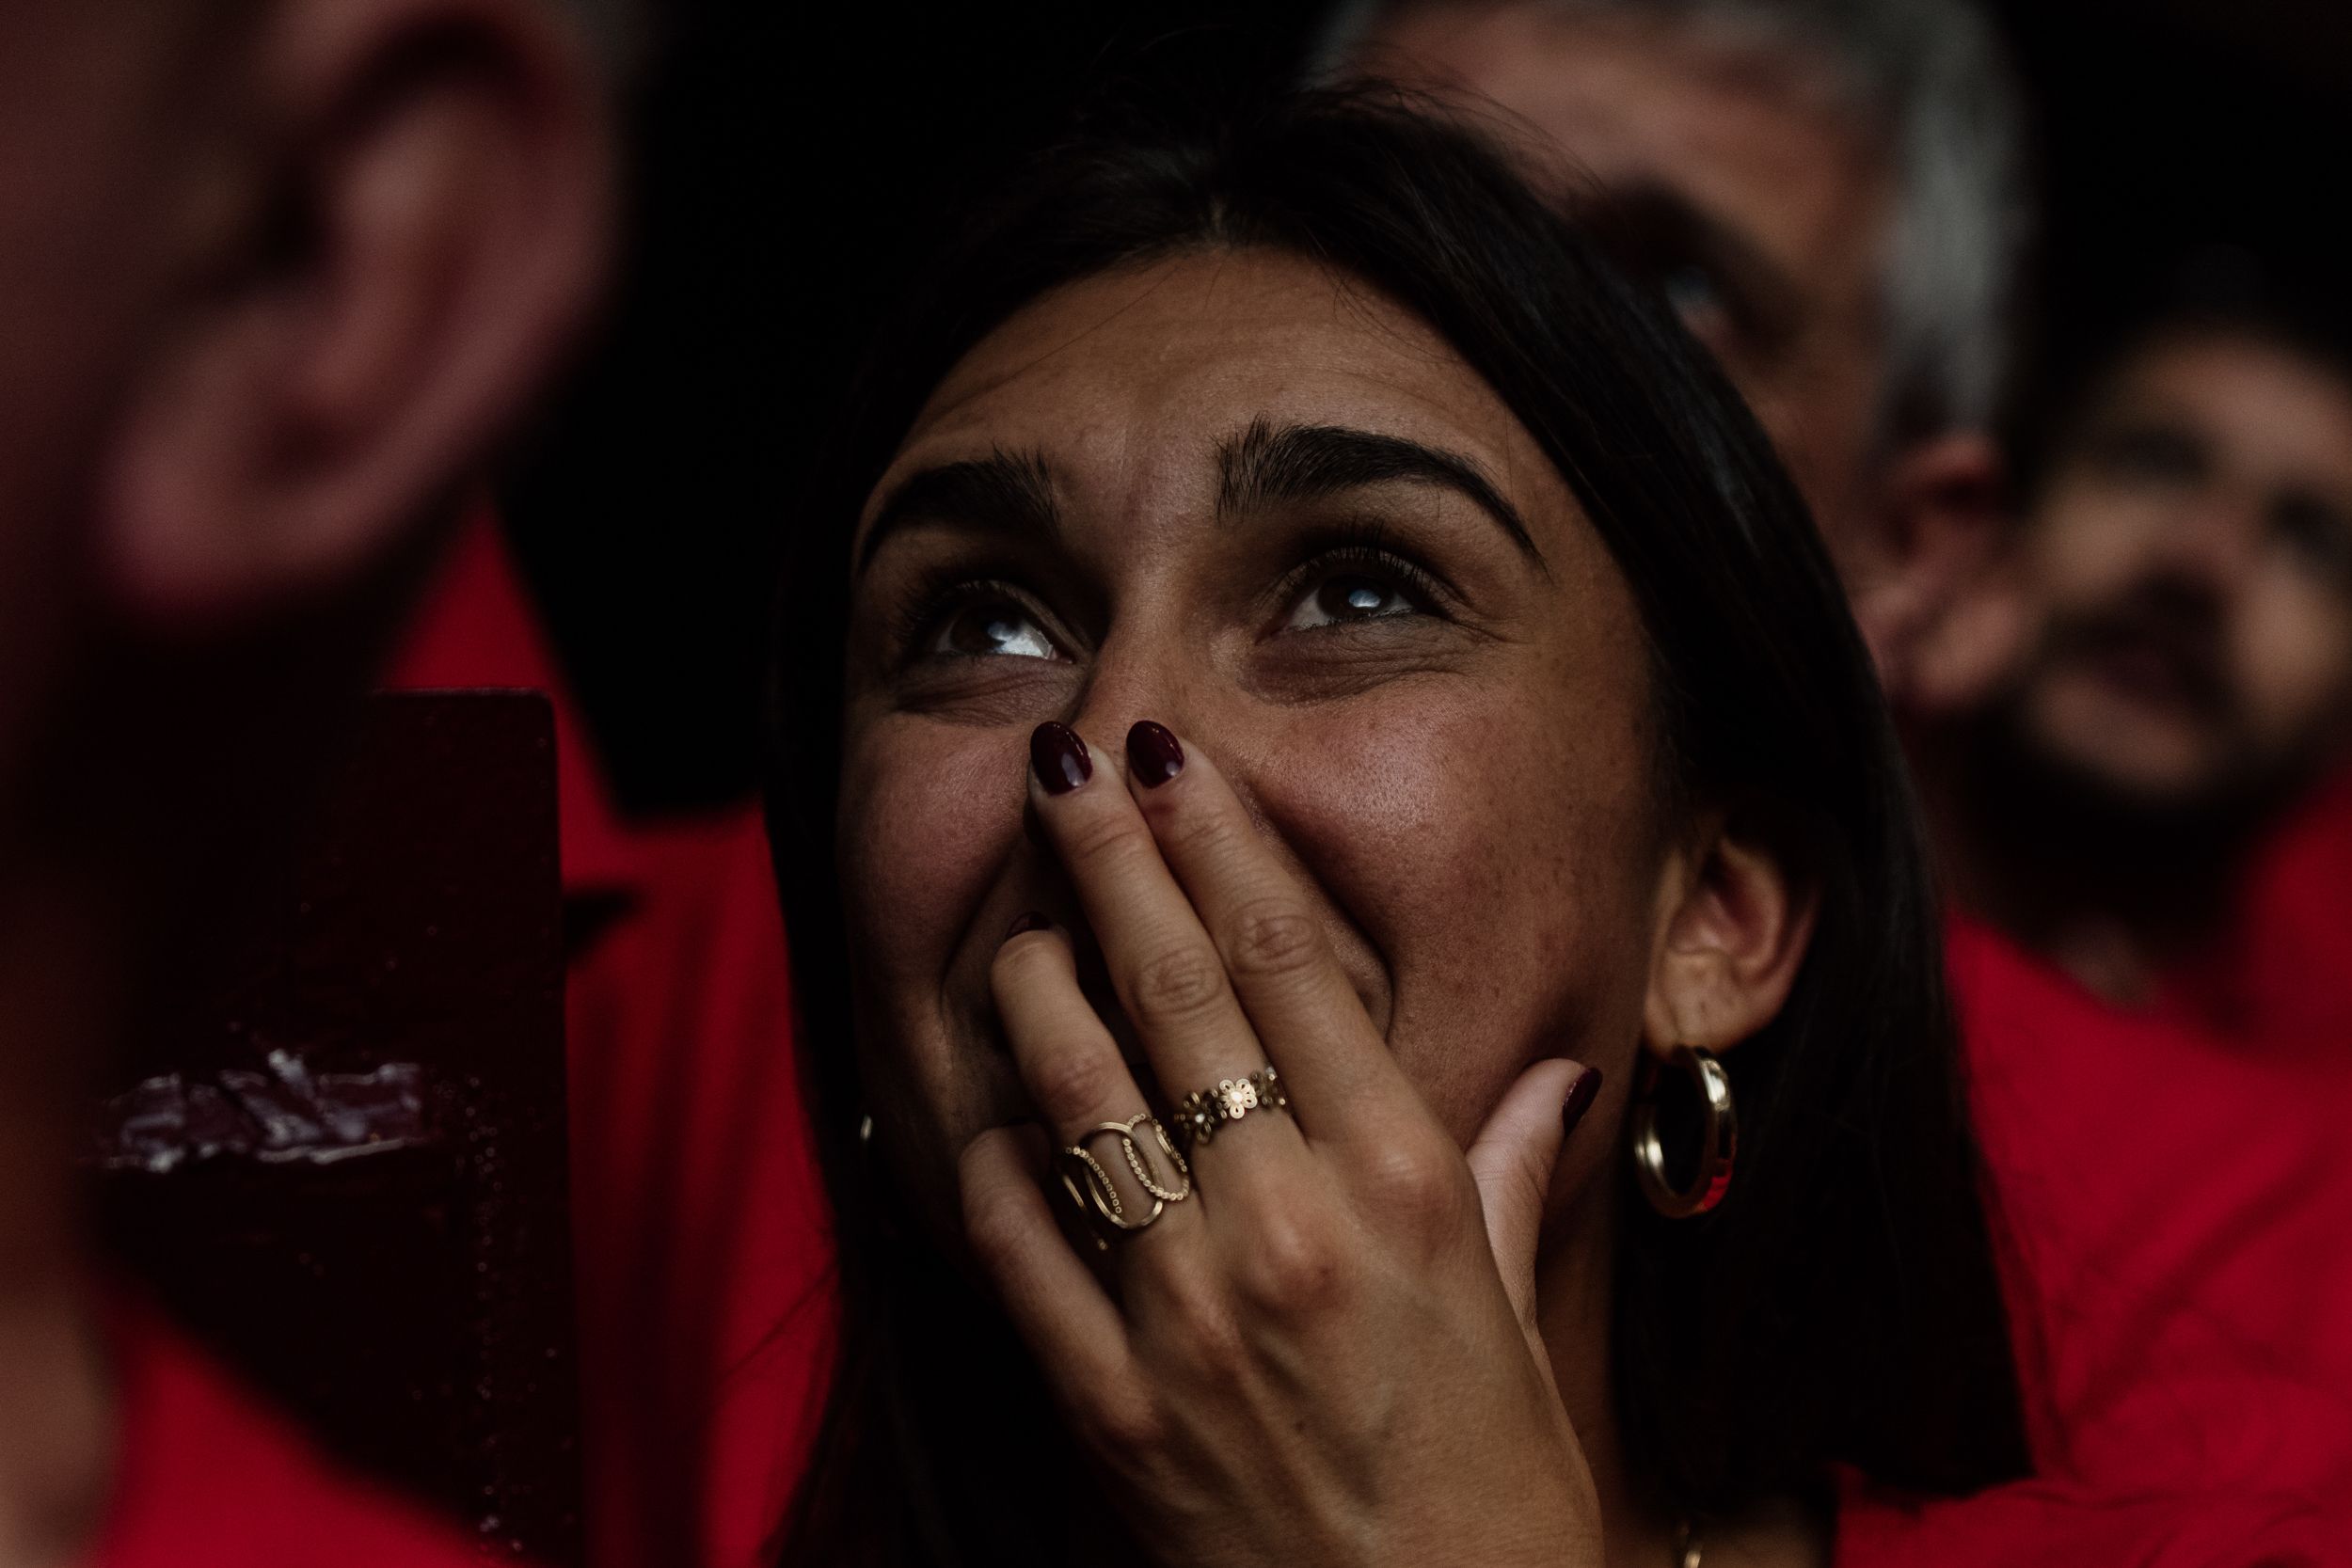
top-left (0, 2), bottom-right (606, 1563)
top-left (1912, 282), bottom-right (2352, 1513)
top-left (1932, 291), bottom-right (2352, 1010)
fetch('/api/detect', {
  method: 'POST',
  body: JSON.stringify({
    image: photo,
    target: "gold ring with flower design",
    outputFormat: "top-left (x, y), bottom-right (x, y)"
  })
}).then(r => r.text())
top-left (1171, 1065), bottom-right (1289, 1151)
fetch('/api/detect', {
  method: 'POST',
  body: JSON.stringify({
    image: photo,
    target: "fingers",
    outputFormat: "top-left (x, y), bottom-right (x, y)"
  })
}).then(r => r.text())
top-left (1025, 722), bottom-right (1302, 1156)
top-left (992, 916), bottom-right (1195, 1233)
top-left (1465, 1059), bottom-right (1599, 1352)
top-left (959, 1125), bottom-right (1137, 1401)
top-left (1114, 721), bottom-right (1408, 1132)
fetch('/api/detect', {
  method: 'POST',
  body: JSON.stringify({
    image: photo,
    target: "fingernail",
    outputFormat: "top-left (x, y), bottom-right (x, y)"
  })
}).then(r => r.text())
top-left (1125, 721), bottom-right (1184, 788)
top-left (1562, 1067), bottom-right (1603, 1139)
top-left (1005, 911), bottom-right (1055, 940)
top-left (1029, 721), bottom-right (1092, 795)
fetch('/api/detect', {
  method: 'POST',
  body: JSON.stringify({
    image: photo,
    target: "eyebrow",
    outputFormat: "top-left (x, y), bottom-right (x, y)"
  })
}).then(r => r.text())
top-left (854, 448), bottom-right (1060, 576)
top-left (1216, 418), bottom-right (1546, 568)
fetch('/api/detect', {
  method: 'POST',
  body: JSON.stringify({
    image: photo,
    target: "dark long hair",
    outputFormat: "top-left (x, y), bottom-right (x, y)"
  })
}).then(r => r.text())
top-left (766, 84), bottom-right (2027, 1565)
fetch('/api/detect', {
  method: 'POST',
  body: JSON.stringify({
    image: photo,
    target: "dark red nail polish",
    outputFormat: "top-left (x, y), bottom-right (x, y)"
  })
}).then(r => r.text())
top-left (1005, 911), bottom-right (1054, 940)
top-left (1029, 722), bottom-right (1092, 795)
top-left (1125, 721), bottom-right (1184, 787)
top-left (1562, 1068), bottom-right (1603, 1139)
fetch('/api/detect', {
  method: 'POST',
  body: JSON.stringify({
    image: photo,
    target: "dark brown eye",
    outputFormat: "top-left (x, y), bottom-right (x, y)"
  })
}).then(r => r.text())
top-left (1284, 572), bottom-right (1419, 631)
top-left (930, 600), bottom-right (1060, 660)
top-left (2271, 493), bottom-right (2352, 586)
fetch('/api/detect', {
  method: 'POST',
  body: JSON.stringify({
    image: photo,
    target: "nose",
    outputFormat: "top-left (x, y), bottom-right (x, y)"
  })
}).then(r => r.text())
top-left (2156, 486), bottom-right (2264, 591)
top-left (1058, 634), bottom-right (1209, 780)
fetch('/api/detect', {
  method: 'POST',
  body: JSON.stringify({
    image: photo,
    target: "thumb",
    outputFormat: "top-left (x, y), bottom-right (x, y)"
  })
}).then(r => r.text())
top-left (1465, 1059), bottom-right (1602, 1339)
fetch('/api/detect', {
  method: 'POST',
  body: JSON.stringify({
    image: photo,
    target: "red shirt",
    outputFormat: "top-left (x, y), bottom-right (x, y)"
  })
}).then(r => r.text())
top-left (88, 1304), bottom-right (482, 1568)
top-left (563, 813), bottom-right (833, 1568)
top-left (1950, 912), bottom-right (2352, 1502)
top-left (2163, 766), bottom-right (2352, 1054)
top-left (1836, 1472), bottom-right (2347, 1566)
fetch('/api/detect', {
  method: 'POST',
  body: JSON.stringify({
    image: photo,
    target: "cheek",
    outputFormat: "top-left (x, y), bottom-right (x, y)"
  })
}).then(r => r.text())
top-left (837, 718), bottom-right (1028, 1093)
top-left (1762, 349), bottom-right (1880, 547)
top-left (2233, 579), bottom-right (2352, 747)
top-left (1240, 673), bottom-right (1661, 1142)
top-left (2028, 486), bottom-right (2162, 610)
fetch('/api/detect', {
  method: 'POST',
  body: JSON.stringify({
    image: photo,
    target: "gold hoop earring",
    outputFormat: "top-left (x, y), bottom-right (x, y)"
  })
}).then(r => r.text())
top-left (1631, 1044), bottom-right (1737, 1219)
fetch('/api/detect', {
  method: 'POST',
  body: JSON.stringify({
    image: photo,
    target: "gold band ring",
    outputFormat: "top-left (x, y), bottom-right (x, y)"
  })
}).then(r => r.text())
top-left (1054, 1112), bottom-right (1192, 1250)
top-left (1171, 1065), bottom-right (1290, 1151)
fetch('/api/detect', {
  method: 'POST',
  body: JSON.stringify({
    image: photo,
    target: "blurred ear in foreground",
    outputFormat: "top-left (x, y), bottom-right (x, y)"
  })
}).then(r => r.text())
top-left (100, 0), bottom-right (610, 626)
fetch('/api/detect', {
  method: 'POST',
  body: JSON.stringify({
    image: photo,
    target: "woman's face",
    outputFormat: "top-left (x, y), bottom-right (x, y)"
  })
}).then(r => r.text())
top-left (837, 247), bottom-right (1673, 1241)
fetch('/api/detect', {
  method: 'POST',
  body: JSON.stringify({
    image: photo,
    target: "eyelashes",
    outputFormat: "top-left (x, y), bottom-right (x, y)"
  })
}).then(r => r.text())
top-left (881, 567), bottom-right (1063, 672)
top-left (1269, 536), bottom-right (1450, 631)
top-left (889, 522), bottom-right (1458, 670)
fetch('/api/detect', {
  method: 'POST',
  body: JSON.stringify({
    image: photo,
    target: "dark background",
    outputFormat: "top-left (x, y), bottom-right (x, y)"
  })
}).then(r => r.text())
top-left (501, 0), bottom-right (2352, 816)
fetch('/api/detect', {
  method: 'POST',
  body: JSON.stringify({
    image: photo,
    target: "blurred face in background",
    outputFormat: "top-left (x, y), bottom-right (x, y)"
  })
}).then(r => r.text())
top-left (2001, 328), bottom-right (2352, 814)
top-left (0, 4), bottom-right (208, 805)
top-left (1359, 1), bottom-right (1892, 548)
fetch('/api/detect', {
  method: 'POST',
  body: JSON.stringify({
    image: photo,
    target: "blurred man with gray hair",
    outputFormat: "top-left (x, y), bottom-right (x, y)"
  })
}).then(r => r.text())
top-left (1323, 0), bottom-right (2027, 698)
top-left (1322, 0), bottom-right (2352, 1525)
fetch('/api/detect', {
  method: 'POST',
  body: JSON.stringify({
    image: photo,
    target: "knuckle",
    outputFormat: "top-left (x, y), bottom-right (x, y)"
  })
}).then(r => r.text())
top-left (960, 1176), bottom-right (1033, 1274)
top-left (1028, 1046), bottom-right (1123, 1120)
top-left (1130, 943), bottom-right (1230, 1028)
top-left (1157, 1291), bottom-right (1246, 1370)
top-left (1073, 1386), bottom-right (1165, 1463)
top-left (1225, 897), bottom-right (1324, 982)
top-left (1236, 1213), bottom-right (1343, 1313)
top-left (1474, 1159), bottom-right (1549, 1239)
top-left (1162, 801), bottom-right (1244, 860)
top-left (1359, 1130), bottom-right (1471, 1243)
top-left (1060, 805), bottom-right (1149, 874)
top-left (990, 931), bottom-right (1059, 991)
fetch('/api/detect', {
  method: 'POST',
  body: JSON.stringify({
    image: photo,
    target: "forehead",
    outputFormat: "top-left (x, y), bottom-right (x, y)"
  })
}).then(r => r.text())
top-left (872, 247), bottom-right (1568, 530)
top-left (2097, 332), bottom-right (2352, 490)
top-left (1366, 6), bottom-right (1886, 279)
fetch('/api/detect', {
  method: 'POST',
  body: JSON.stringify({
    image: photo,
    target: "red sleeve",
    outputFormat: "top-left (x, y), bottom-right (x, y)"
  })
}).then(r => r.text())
top-left (564, 809), bottom-right (836, 1568)
top-left (1837, 1473), bottom-right (2352, 1568)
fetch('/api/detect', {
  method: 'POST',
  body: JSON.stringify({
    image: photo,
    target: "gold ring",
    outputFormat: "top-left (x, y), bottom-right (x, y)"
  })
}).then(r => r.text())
top-left (1053, 1112), bottom-right (1192, 1250)
top-left (1171, 1065), bottom-right (1289, 1151)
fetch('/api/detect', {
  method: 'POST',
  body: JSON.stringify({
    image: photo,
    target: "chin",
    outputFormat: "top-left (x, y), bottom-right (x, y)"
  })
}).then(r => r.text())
top-left (2069, 741), bottom-right (2219, 809)
top-left (2026, 687), bottom-right (2217, 806)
